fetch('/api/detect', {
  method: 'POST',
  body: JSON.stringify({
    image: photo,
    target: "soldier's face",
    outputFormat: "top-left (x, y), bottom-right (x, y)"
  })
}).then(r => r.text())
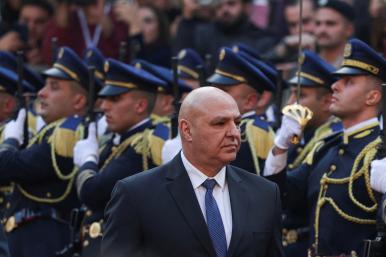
top-left (38, 77), bottom-right (83, 123)
top-left (100, 90), bottom-right (147, 133)
top-left (183, 96), bottom-right (241, 167)
top-left (330, 75), bottom-right (377, 124)
top-left (285, 0), bottom-right (315, 35)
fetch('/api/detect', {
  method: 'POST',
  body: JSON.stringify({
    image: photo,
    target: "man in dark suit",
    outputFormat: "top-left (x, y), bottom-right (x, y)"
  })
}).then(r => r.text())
top-left (102, 86), bottom-right (284, 257)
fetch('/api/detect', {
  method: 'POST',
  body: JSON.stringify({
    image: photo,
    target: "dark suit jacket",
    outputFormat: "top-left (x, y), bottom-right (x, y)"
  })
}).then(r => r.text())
top-left (101, 154), bottom-right (284, 257)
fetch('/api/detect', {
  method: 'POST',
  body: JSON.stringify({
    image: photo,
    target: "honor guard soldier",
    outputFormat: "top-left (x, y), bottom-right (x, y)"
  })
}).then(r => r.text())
top-left (74, 58), bottom-right (167, 257)
top-left (0, 51), bottom-right (46, 136)
top-left (133, 60), bottom-right (192, 122)
top-left (177, 48), bottom-right (206, 89)
top-left (208, 47), bottom-right (276, 175)
top-left (0, 46), bottom-right (93, 257)
top-left (264, 38), bottom-right (386, 256)
top-left (279, 50), bottom-right (342, 257)
top-left (232, 46), bottom-right (284, 126)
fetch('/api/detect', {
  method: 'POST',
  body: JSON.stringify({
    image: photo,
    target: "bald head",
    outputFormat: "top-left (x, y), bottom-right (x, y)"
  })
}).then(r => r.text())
top-left (178, 86), bottom-right (241, 176)
top-left (179, 86), bottom-right (239, 123)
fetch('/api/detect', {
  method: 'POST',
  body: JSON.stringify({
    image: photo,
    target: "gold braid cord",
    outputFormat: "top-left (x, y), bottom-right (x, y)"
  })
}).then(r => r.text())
top-left (314, 137), bottom-right (381, 252)
top-left (18, 120), bottom-right (84, 204)
top-left (100, 129), bottom-right (152, 171)
top-left (242, 119), bottom-right (260, 175)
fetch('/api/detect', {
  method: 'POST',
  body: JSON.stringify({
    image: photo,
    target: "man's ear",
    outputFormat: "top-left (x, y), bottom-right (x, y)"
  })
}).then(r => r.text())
top-left (73, 94), bottom-right (87, 112)
top-left (180, 119), bottom-right (192, 142)
top-left (366, 89), bottom-right (382, 107)
top-left (134, 97), bottom-right (149, 114)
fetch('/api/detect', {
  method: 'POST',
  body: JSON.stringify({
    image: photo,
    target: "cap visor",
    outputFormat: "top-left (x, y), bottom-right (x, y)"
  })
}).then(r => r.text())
top-left (42, 67), bottom-right (72, 80)
top-left (207, 73), bottom-right (240, 85)
top-left (98, 85), bottom-right (130, 97)
top-left (333, 66), bottom-right (369, 76)
top-left (288, 76), bottom-right (323, 87)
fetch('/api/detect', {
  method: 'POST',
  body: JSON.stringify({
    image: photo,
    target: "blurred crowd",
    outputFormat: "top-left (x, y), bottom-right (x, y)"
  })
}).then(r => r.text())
top-left (0, 0), bottom-right (384, 75)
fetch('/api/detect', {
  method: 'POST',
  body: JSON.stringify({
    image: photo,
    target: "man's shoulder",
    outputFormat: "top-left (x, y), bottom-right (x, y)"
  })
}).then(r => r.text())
top-left (118, 163), bottom-right (168, 189)
top-left (228, 165), bottom-right (277, 190)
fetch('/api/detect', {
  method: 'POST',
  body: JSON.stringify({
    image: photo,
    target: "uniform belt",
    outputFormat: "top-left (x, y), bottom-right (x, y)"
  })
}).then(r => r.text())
top-left (282, 227), bottom-right (309, 245)
top-left (308, 246), bottom-right (359, 257)
top-left (3, 208), bottom-right (64, 233)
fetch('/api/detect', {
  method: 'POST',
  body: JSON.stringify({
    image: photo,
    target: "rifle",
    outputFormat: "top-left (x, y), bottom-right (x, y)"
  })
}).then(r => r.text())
top-left (362, 84), bottom-right (386, 257)
top-left (56, 207), bottom-right (86, 257)
top-left (119, 41), bottom-right (127, 63)
top-left (171, 56), bottom-right (181, 138)
top-left (196, 64), bottom-right (206, 87)
top-left (16, 51), bottom-right (29, 148)
top-left (84, 66), bottom-right (97, 138)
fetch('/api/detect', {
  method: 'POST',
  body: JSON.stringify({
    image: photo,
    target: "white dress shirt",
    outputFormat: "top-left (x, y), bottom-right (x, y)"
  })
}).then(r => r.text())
top-left (181, 151), bottom-right (232, 248)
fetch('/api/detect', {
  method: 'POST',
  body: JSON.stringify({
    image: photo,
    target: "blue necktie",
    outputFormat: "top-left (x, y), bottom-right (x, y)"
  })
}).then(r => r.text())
top-left (202, 179), bottom-right (227, 257)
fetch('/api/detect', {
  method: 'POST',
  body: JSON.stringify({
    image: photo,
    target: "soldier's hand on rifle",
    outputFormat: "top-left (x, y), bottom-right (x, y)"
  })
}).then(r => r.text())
top-left (370, 158), bottom-right (386, 193)
top-left (274, 115), bottom-right (302, 150)
top-left (73, 122), bottom-right (99, 167)
top-left (3, 108), bottom-right (27, 145)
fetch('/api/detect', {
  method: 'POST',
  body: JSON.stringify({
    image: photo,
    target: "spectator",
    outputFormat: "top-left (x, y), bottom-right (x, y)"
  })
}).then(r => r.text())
top-left (370, 5), bottom-right (386, 57)
top-left (0, 0), bottom-right (53, 65)
top-left (42, 0), bottom-right (128, 64)
top-left (114, 3), bottom-right (172, 67)
top-left (173, 0), bottom-right (278, 67)
top-left (264, 0), bottom-right (316, 64)
top-left (19, 0), bottom-right (53, 65)
top-left (315, 0), bottom-right (355, 67)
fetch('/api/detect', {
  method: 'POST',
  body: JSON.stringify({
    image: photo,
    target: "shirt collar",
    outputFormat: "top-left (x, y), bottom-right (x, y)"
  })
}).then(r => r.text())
top-left (113, 118), bottom-right (150, 145)
top-left (181, 151), bottom-right (226, 191)
top-left (343, 117), bottom-right (379, 136)
top-left (241, 111), bottom-right (256, 119)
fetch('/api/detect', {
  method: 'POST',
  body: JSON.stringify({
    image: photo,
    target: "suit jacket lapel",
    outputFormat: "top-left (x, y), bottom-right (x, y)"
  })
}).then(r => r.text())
top-left (227, 166), bottom-right (249, 257)
top-left (166, 154), bottom-right (217, 257)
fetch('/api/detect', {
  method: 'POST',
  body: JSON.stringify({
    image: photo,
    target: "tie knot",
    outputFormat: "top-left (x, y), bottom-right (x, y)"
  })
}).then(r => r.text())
top-left (202, 179), bottom-right (217, 190)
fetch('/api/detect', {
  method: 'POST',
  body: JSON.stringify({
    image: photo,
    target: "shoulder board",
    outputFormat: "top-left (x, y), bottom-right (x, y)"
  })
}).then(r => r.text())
top-left (48, 116), bottom-right (84, 157)
top-left (330, 119), bottom-right (343, 133)
top-left (251, 116), bottom-right (270, 132)
top-left (59, 116), bottom-right (83, 131)
top-left (152, 122), bottom-right (170, 141)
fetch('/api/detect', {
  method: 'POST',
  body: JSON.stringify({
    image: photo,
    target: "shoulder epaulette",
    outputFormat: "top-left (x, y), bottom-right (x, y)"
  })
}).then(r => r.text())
top-left (48, 116), bottom-right (84, 157)
top-left (152, 122), bottom-right (170, 141)
top-left (252, 116), bottom-right (270, 132)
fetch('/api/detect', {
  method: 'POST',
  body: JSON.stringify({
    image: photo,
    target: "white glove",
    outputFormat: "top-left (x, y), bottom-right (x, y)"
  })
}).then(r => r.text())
top-left (370, 158), bottom-right (386, 193)
top-left (73, 122), bottom-right (99, 167)
top-left (274, 115), bottom-right (302, 150)
top-left (3, 108), bottom-right (26, 145)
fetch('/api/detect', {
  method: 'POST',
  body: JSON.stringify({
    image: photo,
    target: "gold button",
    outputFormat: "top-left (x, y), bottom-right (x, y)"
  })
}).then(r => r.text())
top-left (297, 147), bottom-right (303, 153)
top-left (89, 222), bottom-right (102, 239)
top-left (339, 149), bottom-right (344, 155)
top-left (83, 240), bottom-right (89, 247)
top-left (6, 203), bottom-right (10, 209)
top-left (288, 164), bottom-right (294, 169)
top-left (46, 192), bottom-right (51, 198)
top-left (330, 165), bottom-right (336, 171)
top-left (86, 210), bottom-right (92, 217)
top-left (5, 216), bottom-right (16, 233)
